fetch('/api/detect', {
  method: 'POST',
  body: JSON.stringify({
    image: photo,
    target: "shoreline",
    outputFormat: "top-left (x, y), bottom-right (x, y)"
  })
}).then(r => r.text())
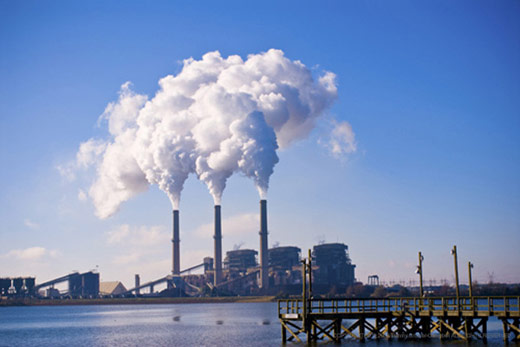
top-left (0, 296), bottom-right (277, 307)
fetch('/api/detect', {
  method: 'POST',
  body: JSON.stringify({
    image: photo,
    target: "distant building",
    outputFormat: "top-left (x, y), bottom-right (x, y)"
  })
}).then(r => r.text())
top-left (99, 281), bottom-right (127, 296)
top-left (68, 272), bottom-right (99, 298)
top-left (203, 257), bottom-right (214, 273)
top-left (0, 278), bottom-right (11, 296)
top-left (0, 277), bottom-right (35, 296)
top-left (45, 287), bottom-right (60, 298)
top-left (313, 243), bottom-right (356, 288)
top-left (269, 246), bottom-right (301, 270)
top-left (368, 275), bottom-right (380, 286)
top-left (225, 249), bottom-right (258, 273)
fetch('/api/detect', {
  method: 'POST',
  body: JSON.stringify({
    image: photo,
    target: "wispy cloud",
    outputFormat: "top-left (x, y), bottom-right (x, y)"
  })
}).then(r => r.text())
top-left (106, 225), bottom-right (131, 244)
top-left (4, 247), bottom-right (58, 261)
top-left (194, 213), bottom-right (259, 238)
top-left (106, 224), bottom-right (168, 246)
top-left (105, 224), bottom-right (169, 267)
top-left (113, 253), bottom-right (141, 265)
top-left (78, 189), bottom-right (88, 202)
top-left (24, 219), bottom-right (40, 230)
top-left (327, 120), bottom-right (357, 157)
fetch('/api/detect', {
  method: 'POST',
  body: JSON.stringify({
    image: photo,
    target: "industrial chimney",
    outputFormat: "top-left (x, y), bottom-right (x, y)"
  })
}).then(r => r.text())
top-left (214, 205), bottom-right (223, 285)
top-left (259, 199), bottom-right (269, 289)
top-left (135, 274), bottom-right (140, 295)
top-left (172, 210), bottom-right (180, 275)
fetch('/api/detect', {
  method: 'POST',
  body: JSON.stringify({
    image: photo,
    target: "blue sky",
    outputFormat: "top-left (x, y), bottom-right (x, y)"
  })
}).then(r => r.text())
top-left (1, 0), bottom-right (519, 288)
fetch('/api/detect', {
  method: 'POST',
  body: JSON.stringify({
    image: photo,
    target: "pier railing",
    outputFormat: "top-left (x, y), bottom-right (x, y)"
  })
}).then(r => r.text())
top-left (279, 296), bottom-right (520, 318)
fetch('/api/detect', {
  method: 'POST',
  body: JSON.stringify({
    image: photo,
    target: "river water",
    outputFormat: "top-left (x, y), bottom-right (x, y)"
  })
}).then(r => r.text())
top-left (0, 302), bottom-right (512, 346)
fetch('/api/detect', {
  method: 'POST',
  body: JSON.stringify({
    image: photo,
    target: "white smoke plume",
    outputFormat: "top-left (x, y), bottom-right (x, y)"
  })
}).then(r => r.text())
top-left (79, 49), bottom-right (340, 218)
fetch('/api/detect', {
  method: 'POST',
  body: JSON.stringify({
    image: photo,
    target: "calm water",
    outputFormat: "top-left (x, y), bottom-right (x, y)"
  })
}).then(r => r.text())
top-left (0, 303), bottom-right (514, 346)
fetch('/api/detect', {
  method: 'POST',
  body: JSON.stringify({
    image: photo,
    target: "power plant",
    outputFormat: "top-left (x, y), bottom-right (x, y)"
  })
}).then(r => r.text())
top-left (1, 199), bottom-right (357, 299)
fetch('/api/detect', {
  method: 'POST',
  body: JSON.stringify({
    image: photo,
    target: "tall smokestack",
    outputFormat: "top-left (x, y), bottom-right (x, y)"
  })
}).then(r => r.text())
top-left (214, 205), bottom-right (223, 285)
top-left (172, 210), bottom-right (180, 275)
top-left (259, 199), bottom-right (269, 289)
top-left (135, 274), bottom-right (140, 295)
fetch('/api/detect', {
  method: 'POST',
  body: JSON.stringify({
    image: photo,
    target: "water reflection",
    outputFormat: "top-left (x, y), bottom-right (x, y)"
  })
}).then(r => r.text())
top-left (0, 302), bottom-right (509, 346)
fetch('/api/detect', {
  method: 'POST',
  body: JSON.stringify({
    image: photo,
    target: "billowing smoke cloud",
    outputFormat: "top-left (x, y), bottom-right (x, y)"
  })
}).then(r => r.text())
top-left (78, 49), bottom-right (342, 218)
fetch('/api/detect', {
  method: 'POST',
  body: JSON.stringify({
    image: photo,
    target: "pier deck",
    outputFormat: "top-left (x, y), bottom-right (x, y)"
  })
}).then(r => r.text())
top-left (278, 296), bottom-right (520, 342)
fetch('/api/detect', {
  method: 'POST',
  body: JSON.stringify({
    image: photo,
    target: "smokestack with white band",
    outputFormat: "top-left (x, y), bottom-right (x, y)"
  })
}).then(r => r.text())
top-left (259, 199), bottom-right (269, 289)
top-left (214, 205), bottom-right (223, 285)
top-left (172, 210), bottom-right (180, 275)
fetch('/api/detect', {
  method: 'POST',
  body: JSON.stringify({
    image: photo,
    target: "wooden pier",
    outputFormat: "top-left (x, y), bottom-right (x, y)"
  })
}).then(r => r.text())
top-left (279, 296), bottom-right (520, 342)
top-left (278, 252), bottom-right (520, 343)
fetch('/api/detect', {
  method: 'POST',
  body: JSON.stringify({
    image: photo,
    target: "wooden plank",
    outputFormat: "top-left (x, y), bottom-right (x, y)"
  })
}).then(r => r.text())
top-left (312, 320), bottom-right (336, 341)
top-left (280, 320), bottom-right (302, 343)
top-left (439, 318), bottom-right (467, 340)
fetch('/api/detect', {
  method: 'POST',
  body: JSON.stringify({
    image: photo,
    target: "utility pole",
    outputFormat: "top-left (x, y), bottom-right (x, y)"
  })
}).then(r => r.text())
top-left (308, 249), bottom-right (313, 297)
top-left (451, 245), bottom-right (460, 304)
top-left (416, 252), bottom-right (424, 297)
top-left (468, 261), bottom-right (474, 297)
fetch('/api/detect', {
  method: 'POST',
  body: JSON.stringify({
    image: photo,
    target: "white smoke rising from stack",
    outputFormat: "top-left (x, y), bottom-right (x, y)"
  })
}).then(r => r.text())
top-left (79, 49), bottom-right (340, 218)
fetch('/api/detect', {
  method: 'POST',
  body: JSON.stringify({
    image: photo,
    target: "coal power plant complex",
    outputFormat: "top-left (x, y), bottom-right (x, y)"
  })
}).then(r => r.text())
top-left (125, 199), bottom-right (356, 297)
top-left (0, 49), bottom-right (363, 301)
top-left (2, 199), bottom-right (356, 299)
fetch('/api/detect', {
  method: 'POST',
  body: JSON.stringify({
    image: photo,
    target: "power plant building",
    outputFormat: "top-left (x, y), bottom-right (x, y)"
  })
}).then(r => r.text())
top-left (268, 246), bottom-right (302, 289)
top-left (269, 246), bottom-right (300, 270)
top-left (68, 272), bottom-right (100, 298)
top-left (100, 281), bottom-right (127, 296)
top-left (0, 277), bottom-right (35, 296)
top-left (225, 249), bottom-right (258, 273)
top-left (313, 243), bottom-right (356, 289)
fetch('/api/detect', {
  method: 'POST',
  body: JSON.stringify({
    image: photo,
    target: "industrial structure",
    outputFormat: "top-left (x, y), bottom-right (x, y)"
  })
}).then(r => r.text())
top-left (133, 199), bottom-right (356, 297)
top-left (225, 249), bottom-right (257, 273)
top-left (10, 271), bottom-right (101, 299)
top-left (269, 246), bottom-right (300, 270)
top-left (2, 199), bottom-right (359, 300)
top-left (172, 209), bottom-right (180, 275)
top-left (161, 200), bottom-right (271, 294)
top-left (269, 246), bottom-right (302, 289)
top-left (312, 243), bottom-right (356, 291)
top-left (0, 277), bottom-right (35, 297)
top-left (17, 241), bottom-right (356, 299)
top-left (214, 205), bottom-right (223, 286)
top-left (259, 199), bottom-right (269, 290)
top-left (99, 281), bottom-right (127, 296)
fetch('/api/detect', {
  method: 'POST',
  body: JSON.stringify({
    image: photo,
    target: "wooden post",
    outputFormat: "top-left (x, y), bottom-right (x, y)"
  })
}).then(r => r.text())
top-left (451, 246), bottom-right (460, 310)
top-left (468, 262), bottom-right (473, 298)
top-left (334, 318), bottom-right (341, 342)
top-left (301, 259), bottom-right (307, 337)
top-left (464, 317), bottom-right (470, 340)
top-left (418, 252), bottom-right (424, 297)
top-left (308, 249), bottom-right (312, 297)
top-left (359, 317), bottom-right (366, 342)
top-left (482, 318), bottom-right (487, 343)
